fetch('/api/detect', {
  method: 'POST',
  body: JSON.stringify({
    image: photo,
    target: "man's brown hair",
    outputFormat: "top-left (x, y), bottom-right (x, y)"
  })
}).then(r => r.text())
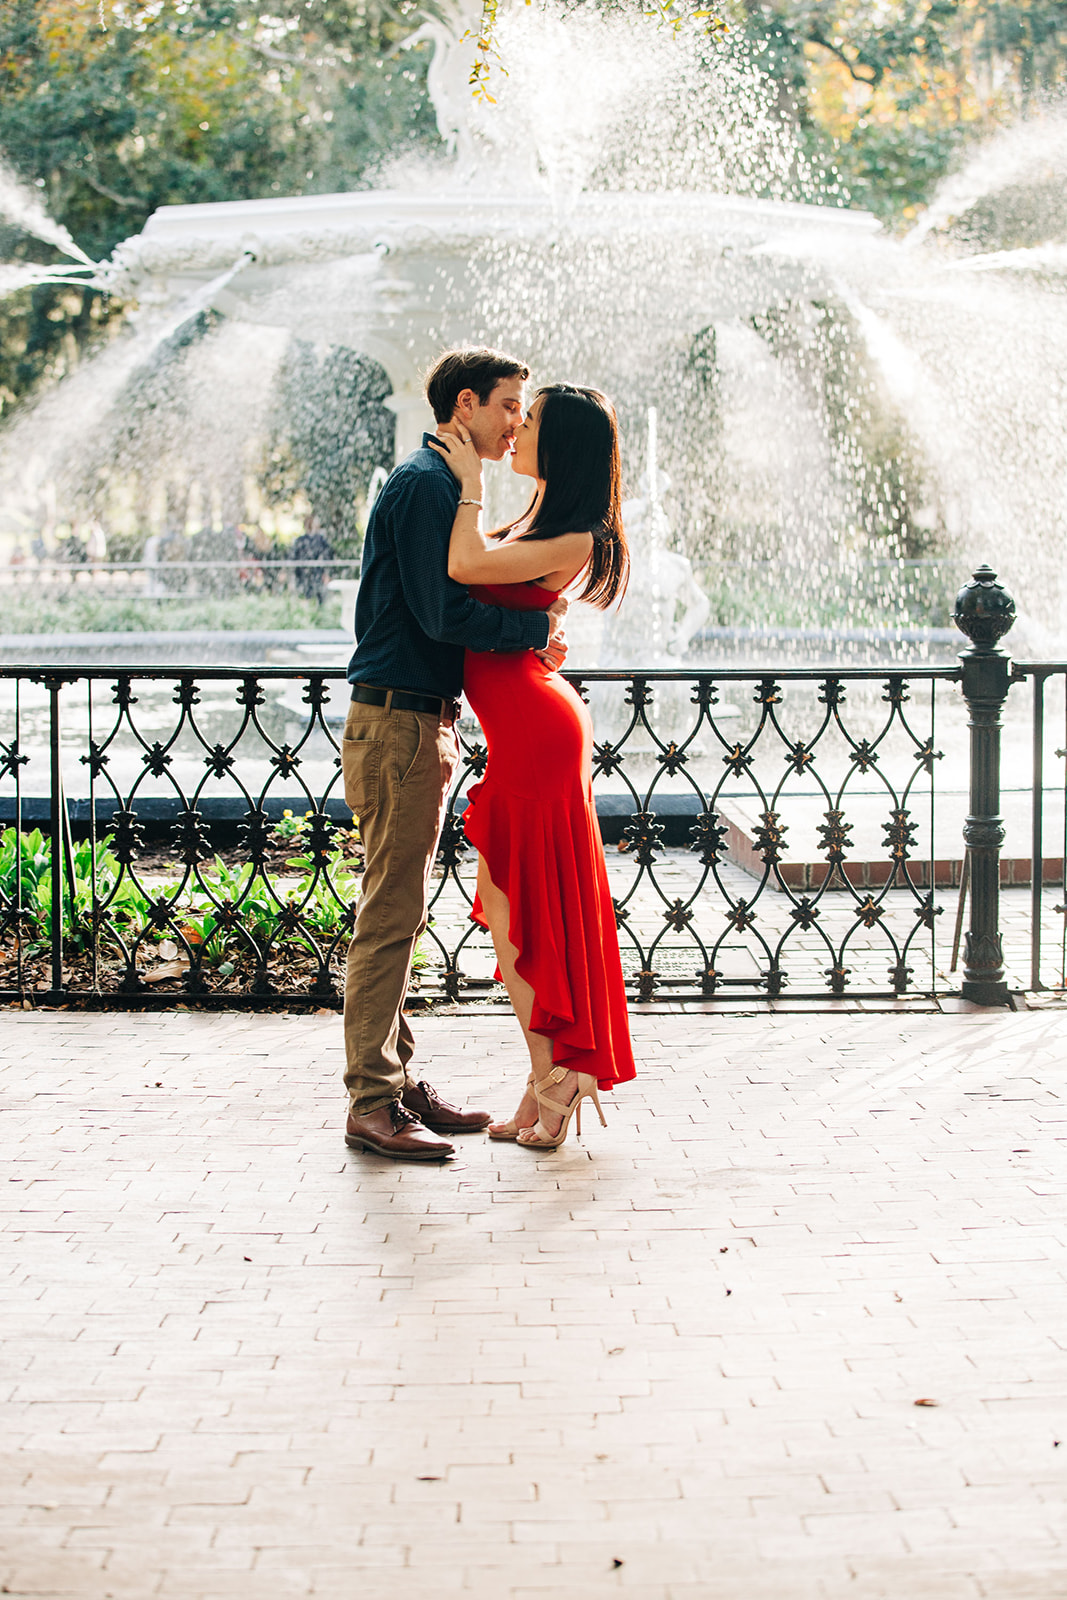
top-left (424, 347), bottom-right (530, 423)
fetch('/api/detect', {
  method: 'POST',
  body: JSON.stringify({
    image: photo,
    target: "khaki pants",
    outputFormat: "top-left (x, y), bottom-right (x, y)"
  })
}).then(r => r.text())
top-left (341, 698), bottom-right (459, 1114)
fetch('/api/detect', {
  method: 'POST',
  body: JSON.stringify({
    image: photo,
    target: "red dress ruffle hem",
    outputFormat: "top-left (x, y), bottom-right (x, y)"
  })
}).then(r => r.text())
top-left (463, 581), bottom-right (636, 1092)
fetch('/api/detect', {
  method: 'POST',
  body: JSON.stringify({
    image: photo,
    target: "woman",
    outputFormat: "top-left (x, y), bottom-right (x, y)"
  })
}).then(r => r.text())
top-left (429, 384), bottom-right (636, 1149)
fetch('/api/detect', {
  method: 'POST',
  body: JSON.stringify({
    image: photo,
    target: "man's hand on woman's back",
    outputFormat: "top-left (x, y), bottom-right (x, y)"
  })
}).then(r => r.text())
top-left (537, 595), bottom-right (569, 670)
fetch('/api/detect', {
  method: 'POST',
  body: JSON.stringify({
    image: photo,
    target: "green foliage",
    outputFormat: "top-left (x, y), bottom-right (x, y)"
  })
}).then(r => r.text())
top-left (732, 0), bottom-right (1067, 222)
top-left (973, 0), bottom-right (1067, 103)
top-left (468, 0), bottom-right (507, 101)
top-left (1, 589), bottom-right (337, 635)
top-left (831, 120), bottom-right (965, 221)
top-left (695, 558), bottom-right (954, 630)
top-left (59, 834), bottom-right (150, 950)
top-left (155, 840), bottom-right (365, 963)
top-left (0, 824), bottom-right (369, 977)
top-left (0, 274), bottom-right (124, 422)
top-left (260, 342), bottom-right (395, 546)
top-left (1, 827), bottom-right (150, 951)
top-left (175, 856), bottom-right (284, 956)
top-left (0, 0), bottom-right (440, 414)
top-left (279, 848), bottom-right (363, 942)
top-left (951, 174), bottom-right (1067, 251)
top-left (752, 297), bottom-right (938, 559)
top-left (0, 825), bottom-right (50, 902)
top-left (273, 808), bottom-right (311, 842)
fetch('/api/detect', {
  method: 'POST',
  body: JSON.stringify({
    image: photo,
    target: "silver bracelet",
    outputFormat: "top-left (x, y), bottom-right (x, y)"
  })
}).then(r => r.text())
top-left (458, 498), bottom-right (483, 508)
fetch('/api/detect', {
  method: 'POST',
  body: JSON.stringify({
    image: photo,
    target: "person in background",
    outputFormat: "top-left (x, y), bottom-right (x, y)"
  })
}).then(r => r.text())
top-left (292, 520), bottom-right (333, 603)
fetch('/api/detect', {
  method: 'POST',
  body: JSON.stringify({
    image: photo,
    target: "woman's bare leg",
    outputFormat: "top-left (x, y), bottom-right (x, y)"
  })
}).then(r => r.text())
top-left (477, 854), bottom-right (578, 1138)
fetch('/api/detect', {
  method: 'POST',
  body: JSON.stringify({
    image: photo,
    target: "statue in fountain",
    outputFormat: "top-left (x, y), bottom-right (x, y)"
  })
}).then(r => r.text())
top-left (600, 472), bottom-right (711, 664)
top-left (602, 410), bottom-right (711, 666)
top-left (400, 2), bottom-right (519, 180)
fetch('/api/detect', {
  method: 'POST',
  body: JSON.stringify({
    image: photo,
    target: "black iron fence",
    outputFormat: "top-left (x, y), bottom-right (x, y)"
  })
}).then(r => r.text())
top-left (1014, 661), bottom-right (1067, 994)
top-left (0, 565), bottom-right (1054, 1009)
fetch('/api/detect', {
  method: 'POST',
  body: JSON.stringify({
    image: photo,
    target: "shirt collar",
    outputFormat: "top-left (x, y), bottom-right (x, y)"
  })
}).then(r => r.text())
top-left (422, 433), bottom-right (458, 483)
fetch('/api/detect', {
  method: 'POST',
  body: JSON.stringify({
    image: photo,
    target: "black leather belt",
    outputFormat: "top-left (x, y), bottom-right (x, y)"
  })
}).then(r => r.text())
top-left (351, 683), bottom-right (460, 720)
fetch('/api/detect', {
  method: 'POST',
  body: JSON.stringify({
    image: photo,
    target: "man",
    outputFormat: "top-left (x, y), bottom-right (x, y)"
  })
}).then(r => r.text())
top-left (342, 347), bottom-right (568, 1161)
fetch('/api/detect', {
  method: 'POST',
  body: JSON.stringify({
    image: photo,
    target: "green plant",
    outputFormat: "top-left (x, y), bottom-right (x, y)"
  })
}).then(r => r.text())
top-left (179, 857), bottom-right (284, 961)
top-left (1, 592), bottom-right (331, 637)
top-left (0, 827), bottom-right (150, 952)
top-left (65, 835), bottom-right (151, 949)
top-left (280, 846), bottom-right (363, 946)
top-left (0, 826), bottom-right (51, 902)
top-left (272, 808), bottom-right (309, 842)
top-left (0, 825), bottom-right (373, 984)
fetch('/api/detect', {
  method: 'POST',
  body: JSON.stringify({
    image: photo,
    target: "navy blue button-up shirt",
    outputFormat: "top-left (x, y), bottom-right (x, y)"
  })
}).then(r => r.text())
top-left (347, 435), bottom-right (549, 699)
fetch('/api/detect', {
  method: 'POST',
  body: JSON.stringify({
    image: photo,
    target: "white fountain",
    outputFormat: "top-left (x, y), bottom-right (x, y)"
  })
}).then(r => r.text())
top-left (7, 4), bottom-right (1067, 656)
top-left (95, 1), bottom-right (877, 467)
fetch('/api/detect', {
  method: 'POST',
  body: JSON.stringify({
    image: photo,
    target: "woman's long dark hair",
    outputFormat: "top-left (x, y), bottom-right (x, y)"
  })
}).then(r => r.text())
top-left (496, 383), bottom-right (629, 609)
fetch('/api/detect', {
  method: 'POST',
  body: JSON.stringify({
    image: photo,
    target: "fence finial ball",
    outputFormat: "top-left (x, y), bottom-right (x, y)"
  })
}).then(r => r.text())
top-left (954, 565), bottom-right (1016, 650)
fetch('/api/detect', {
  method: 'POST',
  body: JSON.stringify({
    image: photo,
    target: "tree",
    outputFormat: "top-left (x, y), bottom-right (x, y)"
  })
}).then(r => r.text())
top-left (260, 342), bottom-right (395, 548)
top-left (732, 0), bottom-right (1067, 221)
top-left (0, 0), bottom-right (440, 415)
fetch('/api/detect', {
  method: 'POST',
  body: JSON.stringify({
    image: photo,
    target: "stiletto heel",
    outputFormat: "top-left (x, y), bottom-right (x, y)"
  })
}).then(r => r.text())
top-left (488, 1074), bottom-right (536, 1142)
top-left (575, 1084), bottom-right (607, 1138)
top-left (517, 1066), bottom-right (606, 1150)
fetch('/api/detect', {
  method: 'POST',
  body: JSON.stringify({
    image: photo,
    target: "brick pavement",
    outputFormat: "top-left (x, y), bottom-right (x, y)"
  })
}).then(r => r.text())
top-left (1, 1004), bottom-right (1065, 1599)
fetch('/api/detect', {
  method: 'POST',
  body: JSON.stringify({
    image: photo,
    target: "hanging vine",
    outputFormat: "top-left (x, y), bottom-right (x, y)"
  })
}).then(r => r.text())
top-left (466, 0), bottom-right (512, 103)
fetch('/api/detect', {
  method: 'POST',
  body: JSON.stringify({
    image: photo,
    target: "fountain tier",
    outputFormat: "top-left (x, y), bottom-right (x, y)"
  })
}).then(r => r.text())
top-left (105, 187), bottom-right (880, 457)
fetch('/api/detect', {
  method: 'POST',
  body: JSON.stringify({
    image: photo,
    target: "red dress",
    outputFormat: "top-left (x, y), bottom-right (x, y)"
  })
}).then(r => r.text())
top-left (463, 580), bottom-right (637, 1092)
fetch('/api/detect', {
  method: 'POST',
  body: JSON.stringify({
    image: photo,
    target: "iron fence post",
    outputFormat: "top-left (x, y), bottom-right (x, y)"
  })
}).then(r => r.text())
top-left (1030, 670), bottom-right (1045, 991)
top-left (954, 565), bottom-right (1016, 1005)
top-left (46, 677), bottom-right (64, 996)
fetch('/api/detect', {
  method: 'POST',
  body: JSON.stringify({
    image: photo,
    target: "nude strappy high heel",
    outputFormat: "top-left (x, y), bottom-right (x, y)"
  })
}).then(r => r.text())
top-left (516, 1065), bottom-right (607, 1150)
top-left (488, 1074), bottom-right (536, 1142)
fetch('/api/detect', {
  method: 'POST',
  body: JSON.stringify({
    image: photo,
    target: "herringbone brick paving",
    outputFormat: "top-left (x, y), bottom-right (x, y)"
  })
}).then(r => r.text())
top-left (0, 1004), bottom-right (1064, 1599)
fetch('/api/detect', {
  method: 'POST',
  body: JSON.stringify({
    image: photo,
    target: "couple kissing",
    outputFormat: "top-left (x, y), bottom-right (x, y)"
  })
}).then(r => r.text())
top-left (341, 345), bottom-right (636, 1162)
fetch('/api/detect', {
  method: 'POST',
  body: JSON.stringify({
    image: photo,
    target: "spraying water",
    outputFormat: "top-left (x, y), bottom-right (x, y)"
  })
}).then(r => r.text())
top-left (907, 110), bottom-right (1067, 249)
top-left (0, 262), bottom-right (98, 296)
top-left (147, 251), bottom-right (256, 346)
top-left (0, 250), bottom-right (262, 541)
top-left (644, 406), bottom-right (669, 658)
top-left (0, 165), bottom-right (97, 267)
top-left (5, 0), bottom-right (1067, 655)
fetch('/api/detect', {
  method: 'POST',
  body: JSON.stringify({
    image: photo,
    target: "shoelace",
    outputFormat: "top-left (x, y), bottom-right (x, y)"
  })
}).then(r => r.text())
top-left (389, 1100), bottom-right (422, 1131)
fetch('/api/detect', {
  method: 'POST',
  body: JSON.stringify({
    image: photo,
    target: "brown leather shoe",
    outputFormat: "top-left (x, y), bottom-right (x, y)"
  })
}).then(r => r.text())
top-left (402, 1079), bottom-right (491, 1134)
top-left (345, 1100), bottom-right (455, 1161)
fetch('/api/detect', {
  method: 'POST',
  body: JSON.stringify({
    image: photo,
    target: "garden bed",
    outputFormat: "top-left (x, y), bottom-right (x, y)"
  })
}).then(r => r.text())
top-left (0, 812), bottom-right (381, 1004)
